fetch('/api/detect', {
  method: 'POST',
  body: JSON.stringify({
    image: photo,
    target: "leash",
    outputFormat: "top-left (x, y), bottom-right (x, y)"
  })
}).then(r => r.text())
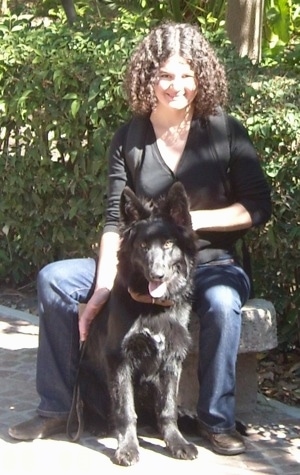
top-left (66, 340), bottom-right (86, 442)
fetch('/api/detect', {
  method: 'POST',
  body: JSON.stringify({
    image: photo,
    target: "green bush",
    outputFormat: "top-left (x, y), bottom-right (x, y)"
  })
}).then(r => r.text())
top-left (0, 12), bottom-right (152, 282)
top-left (221, 39), bottom-right (299, 346)
top-left (0, 11), bottom-right (299, 346)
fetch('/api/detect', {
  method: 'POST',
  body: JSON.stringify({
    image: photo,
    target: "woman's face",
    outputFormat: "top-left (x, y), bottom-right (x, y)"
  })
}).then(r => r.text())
top-left (154, 55), bottom-right (197, 111)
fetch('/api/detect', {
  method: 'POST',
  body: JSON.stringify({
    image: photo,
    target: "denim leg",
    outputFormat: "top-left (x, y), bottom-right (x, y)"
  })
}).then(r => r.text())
top-left (193, 264), bottom-right (250, 433)
top-left (36, 257), bottom-right (97, 417)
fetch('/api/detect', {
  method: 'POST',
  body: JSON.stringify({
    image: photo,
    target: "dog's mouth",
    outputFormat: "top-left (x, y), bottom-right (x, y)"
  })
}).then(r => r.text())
top-left (148, 281), bottom-right (167, 299)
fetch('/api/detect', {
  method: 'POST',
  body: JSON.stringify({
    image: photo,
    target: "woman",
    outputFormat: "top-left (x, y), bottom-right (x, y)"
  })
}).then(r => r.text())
top-left (9, 22), bottom-right (271, 455)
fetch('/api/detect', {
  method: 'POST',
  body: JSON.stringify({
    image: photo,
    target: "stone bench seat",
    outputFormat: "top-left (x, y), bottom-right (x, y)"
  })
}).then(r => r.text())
top-left (178, 298), bottom-right (278, 416)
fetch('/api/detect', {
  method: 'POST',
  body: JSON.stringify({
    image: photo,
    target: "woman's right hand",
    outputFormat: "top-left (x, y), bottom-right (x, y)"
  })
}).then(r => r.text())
top-left (79, 287), bottom-right (110, 342)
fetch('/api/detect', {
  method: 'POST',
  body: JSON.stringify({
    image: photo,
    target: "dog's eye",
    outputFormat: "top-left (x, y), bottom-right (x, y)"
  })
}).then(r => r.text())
top-left (164, 240), bottom-right (173, 249)
top-left (140, 242), bottom-right (148, 250)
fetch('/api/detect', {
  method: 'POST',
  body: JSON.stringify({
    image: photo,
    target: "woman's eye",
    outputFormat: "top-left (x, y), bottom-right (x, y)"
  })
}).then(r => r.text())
top-left (160, 73), bottom-right (171, 79)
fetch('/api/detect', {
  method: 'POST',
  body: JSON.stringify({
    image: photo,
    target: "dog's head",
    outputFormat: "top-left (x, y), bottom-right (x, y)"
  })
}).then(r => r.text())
top-left (119, 182), bottom-right (192, 231)
top-left (118, 183), bottom-right (197, 301)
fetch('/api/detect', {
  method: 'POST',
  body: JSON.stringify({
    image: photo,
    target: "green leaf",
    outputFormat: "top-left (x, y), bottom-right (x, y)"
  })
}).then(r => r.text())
top-left (63, 93), bottom-right (79, 100)
top-left (71, 99), bottom-right (80, 118)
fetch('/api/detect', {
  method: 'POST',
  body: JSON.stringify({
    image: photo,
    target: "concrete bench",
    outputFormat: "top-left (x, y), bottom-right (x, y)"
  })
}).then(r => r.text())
top-left (178, 298), bottom-right (278, 417)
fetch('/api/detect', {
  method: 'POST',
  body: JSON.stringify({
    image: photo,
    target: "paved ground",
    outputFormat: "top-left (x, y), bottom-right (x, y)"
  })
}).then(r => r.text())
top-left (0, 304), bottom-right (299, 475)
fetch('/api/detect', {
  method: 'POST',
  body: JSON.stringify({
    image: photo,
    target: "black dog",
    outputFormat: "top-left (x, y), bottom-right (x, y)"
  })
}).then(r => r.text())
top-left (81, 182), bottom-right (198, 466)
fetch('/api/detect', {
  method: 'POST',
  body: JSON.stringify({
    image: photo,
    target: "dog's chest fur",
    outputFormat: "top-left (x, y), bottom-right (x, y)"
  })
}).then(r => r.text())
top-left (121, 304), bottom-right (192, 378)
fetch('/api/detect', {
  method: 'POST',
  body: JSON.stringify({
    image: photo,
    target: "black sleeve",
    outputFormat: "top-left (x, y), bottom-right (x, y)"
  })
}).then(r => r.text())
top-left (102, 122), bottom-right (131, 234)
top-left (228, 115), bottom-right (272, 226)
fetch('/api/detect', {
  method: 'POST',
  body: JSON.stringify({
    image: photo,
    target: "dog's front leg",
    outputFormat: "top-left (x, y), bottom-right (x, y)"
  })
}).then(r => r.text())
top-left (108, 360), bottom-right (139, 466)
top-left (156, 364), bottom-right (198, 460)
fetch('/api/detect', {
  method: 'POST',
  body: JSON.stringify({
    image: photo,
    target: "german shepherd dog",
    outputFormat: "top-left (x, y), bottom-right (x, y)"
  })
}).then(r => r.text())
top-left (80, 182), bottom-right (198, 466)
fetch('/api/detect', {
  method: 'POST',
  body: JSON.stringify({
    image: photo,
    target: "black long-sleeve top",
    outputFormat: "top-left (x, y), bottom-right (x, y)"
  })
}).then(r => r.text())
top-left (103, 115), bottom-right (271, 263)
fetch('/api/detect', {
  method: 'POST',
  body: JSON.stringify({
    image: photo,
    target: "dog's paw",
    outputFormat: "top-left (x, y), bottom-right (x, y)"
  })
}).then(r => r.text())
top-left (112, 447), bottom-right (140, 466)
top-left (168, 441), bottom-right (198, 460)
top-left (123, 329), bottom-right (161, 358)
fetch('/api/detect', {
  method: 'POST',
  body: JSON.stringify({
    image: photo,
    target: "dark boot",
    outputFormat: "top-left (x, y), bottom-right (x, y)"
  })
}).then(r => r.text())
top-left (199, 426), bottom-right (246, 455)
top-left (8, 415), bottom-right (67, 441)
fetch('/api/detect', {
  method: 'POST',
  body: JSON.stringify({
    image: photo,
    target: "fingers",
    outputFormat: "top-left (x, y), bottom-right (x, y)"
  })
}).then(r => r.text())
top-left (79, 319), bottom-right (88, 342)
top-left (78, 288), bottom-right (110, 341)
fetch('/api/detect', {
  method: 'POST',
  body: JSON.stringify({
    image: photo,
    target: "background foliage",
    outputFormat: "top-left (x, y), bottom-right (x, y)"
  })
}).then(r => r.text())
top-left (0, 1), bottom-right (299, 346)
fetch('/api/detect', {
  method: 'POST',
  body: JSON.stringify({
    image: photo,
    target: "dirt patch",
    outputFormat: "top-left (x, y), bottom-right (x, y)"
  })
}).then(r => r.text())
top-left (0, 283), bottom-right (38, 316)
top-left (258, 348), bottom-right (300, 408)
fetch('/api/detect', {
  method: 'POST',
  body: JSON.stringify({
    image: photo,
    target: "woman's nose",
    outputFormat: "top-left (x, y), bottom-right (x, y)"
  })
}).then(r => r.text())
top-left (169, 77), bottom-right (183, 90)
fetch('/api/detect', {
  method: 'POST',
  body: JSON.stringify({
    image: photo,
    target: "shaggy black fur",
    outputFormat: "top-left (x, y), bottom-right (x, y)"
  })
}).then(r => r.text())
top-left (80, 182), bottom-right (198, 466)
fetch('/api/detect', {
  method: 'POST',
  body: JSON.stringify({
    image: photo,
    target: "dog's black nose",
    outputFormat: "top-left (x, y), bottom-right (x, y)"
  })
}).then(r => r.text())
top-left (150, 271), bottom-right (165, 281)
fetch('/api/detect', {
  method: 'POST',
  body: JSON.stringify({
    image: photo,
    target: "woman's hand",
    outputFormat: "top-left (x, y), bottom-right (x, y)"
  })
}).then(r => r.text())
top-left (79, 231), bottom-right (119, 341)
top-left (79, 287), bottom-right (110, 342)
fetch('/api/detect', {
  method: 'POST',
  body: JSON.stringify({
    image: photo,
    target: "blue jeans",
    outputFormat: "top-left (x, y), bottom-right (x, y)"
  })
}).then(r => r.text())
top-left (36, 258), bottom-right (250, 433)
top-left (36, 258), bottom-right (97, 418)
top-left (193, 262), bottom-right (250, 433)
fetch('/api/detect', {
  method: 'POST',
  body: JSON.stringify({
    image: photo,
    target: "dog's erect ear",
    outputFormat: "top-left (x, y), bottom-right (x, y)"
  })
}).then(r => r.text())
top-left (163, 182), bottom-right (192, 228)
top-left (120, 187), bottom-right (150, 225)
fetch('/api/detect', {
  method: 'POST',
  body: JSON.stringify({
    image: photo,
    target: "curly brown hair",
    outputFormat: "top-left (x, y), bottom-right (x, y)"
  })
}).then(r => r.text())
top-left (124, 22), bottom-right (228, 118)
